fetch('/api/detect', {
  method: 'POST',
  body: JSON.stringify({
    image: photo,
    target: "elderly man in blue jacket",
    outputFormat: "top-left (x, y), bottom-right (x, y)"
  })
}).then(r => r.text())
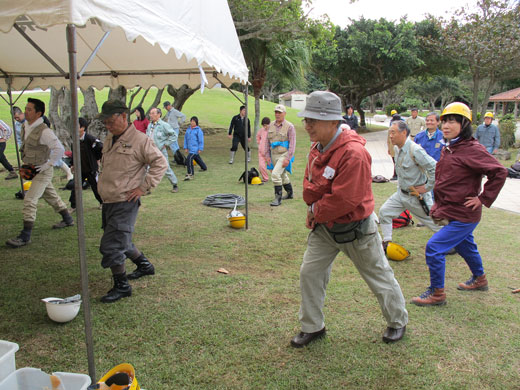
top-left (147, 107), bottom-right (179, 193)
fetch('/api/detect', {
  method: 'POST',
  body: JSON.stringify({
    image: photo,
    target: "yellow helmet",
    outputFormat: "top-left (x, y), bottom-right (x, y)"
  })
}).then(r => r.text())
top-left (228, 215), bottom-right (246, 229)
top-left (484, 112), bottom-right (494, 119)
top-left (386, 242), bottom-right (410, 261)
top-left (390, 109), bottom-right (397, 115)
top-left (23, 181), bottom-right (32, 191)
top-left (97, 363), bottom-right (140, 390)
top-left (251, 176), bottom-right (262, 185)
top-left (440, 102), bottom-right (472, 123)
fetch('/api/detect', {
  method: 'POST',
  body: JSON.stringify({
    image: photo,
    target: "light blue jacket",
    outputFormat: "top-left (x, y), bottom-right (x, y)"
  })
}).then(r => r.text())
top-left (166, 107), bottom-right (186, 131)
top-left (395, 138), bottom-right (437, 193)
top-left (475, 123), bottom-right (500, 152)
top-left (183, 126), bottom-right (204, 154)
top-left (146, 119), bottom-right (177, 150)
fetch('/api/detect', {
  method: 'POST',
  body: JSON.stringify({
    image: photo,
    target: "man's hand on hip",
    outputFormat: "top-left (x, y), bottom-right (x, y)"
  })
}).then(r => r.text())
top-left (126, 187), bottom-right (145, 202)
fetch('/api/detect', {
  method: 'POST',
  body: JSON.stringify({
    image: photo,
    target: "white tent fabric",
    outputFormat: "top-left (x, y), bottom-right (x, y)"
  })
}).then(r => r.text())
top-left (0, 0), bottom-right (248, 90)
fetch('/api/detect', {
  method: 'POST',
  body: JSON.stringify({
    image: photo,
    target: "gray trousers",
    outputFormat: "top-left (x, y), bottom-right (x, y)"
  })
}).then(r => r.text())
top-left (299, 215), bottom-right (408, 333)
top-left (379, 190), bottom-right (440, 242)
top-left (100, 201), bottom-right (140, 269)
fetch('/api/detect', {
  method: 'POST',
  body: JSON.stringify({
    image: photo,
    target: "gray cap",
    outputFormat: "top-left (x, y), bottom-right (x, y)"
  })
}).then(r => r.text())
top-left (297, 91), bottom-right (343, 121)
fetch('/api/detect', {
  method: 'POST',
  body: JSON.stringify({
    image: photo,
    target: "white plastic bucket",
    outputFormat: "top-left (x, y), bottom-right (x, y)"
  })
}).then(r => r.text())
top-left (0, 340), bottom-right (19, 383)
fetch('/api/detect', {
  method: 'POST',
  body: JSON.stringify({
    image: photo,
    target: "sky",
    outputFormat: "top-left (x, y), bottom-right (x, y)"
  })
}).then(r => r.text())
top-left (305, 0), bottom-right (476, 27)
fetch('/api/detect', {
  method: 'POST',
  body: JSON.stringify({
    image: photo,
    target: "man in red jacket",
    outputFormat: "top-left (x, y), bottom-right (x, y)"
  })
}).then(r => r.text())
top-left (411, 102), bottom-right (507, 306)
top-left (290, 91), bottom-right (408, 348)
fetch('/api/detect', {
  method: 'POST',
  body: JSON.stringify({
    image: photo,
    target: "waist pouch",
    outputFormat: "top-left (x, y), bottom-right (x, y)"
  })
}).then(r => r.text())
top-left (325, 214), bottom-right (377, 244)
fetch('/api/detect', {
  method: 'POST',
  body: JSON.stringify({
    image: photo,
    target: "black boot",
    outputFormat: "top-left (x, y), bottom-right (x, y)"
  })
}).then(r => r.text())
top-left (282, 183), bottom-right (294, 200)
top-left (127, 253), bottom-right (155, 280)
top-left (101, 273), bottom-right (132, 303)
top-left (270, 185), bottom-right (283, 206)
top-left (52, 209), bottom-right (74, 229)
top-left (6, 221), bottom-right (33, 248)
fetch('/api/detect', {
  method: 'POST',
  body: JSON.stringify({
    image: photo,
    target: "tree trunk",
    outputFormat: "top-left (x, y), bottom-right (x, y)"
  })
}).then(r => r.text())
top-left (48, 87), bottom-right (72, 149)
top-left (108, 86), bottom-right (127, 102)
top-left (369, 95), bottom-right (376, 114)
top-left (80, 87), bottom-right (98, 122)
top-left (166, 84), bottom-right (198, 111)
top-left (479, 76), bottom-right (496, 124)
top-left (471, 73), bottom-right (480, 124)
top-left (127, 87), bottom-right (143, 114)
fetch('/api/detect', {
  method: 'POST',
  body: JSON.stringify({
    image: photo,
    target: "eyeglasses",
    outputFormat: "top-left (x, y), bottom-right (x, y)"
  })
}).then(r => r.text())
top-left (301, 118), bottom-right (317, 126)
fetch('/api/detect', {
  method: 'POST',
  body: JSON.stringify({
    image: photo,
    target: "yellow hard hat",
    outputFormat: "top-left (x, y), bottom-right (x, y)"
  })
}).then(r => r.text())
top-left (386, 242), bottom-right (410, 261)
top-left (193, 159), bottom-right (197, 166)
top-left (440, 102), bottom-right (472, 123)
top-left (484, 112), bottom-right (494, 119)
top-left (23, 181), bottom-right (32, 191)
top-left (228, 215), bottom-right (246, 229)
top-left (97, 363), bottom-right (140, 390)
top-left (390, 109), bottom-right (397, 115)
top-left (251, 176), bottom-right (262, 185)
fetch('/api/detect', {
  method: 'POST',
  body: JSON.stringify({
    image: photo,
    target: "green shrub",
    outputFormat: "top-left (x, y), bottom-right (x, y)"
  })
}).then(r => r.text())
top-left (499, 115), bottom-right (516, 149)
top-left (385, 103), bottom-right (407, 116)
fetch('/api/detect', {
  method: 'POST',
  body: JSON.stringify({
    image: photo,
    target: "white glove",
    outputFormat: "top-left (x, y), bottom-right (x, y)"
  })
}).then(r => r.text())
top-left (36, 161), bottom-right (52, 173)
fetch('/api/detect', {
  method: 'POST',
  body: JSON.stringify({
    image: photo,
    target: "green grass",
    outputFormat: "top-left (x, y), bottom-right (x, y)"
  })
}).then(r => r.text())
top-left (1, 89), bottom-right (520, 389)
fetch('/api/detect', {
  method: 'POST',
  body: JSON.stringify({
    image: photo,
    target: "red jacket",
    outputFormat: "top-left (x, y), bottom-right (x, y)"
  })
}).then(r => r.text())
top-left (431, 137), bottom-right (507, 223)
top-left (303, 130), bottom-right (374, 227)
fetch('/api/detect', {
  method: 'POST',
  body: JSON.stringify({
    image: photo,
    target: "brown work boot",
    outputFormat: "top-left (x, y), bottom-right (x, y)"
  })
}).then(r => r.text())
top-left (457, 274), bottom-right (488, 291)
top-left (411, 287), bottom-right (446, 306)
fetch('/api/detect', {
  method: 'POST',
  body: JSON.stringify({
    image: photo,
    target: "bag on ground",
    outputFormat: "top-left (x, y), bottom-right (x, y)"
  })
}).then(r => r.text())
top-left (238, 167), bottom-right (260, 184)
top-left (174, 149), bottom-right (186, 166)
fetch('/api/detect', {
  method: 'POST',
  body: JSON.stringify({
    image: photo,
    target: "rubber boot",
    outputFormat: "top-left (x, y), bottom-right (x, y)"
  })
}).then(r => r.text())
top-left (229, 151), bottom-right (235, 164)
top-left (247, 150), bottom-right (251, 162)
top-left (282, 183), bottom-right (293, 200)
top-left (128, 253), bottom-right (155, 280)
top-left (6, 221), bottom-right (33, 248)
top-left (101, 273), bottom-right (132, 303)
top-left (411, 287), bottom-right (446, 306)
top-left (270, 185), bottom-right (283, 206)
top-left (52, 209), bottom-right (74, 229)
top-left (61, 162), bottom-right (73, 181)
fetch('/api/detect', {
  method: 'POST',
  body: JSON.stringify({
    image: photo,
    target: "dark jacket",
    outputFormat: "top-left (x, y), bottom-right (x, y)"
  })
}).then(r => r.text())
top-left (431, 137), bottom-right (507, 223)
top-left (71, 133), bottom-right (103, 175)
top-left (342, 114), bottom-right (359, 130)
top-left (228, 114), bottom-right (251, 138)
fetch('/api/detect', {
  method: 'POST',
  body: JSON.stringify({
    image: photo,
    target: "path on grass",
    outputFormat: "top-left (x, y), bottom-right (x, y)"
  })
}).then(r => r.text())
top-left (363, 128), bottom-right (520, 214)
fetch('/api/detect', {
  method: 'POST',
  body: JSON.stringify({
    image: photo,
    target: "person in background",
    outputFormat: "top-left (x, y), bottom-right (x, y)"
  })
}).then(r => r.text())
top-left (475, 112), bottom-right (500, 154)
top-left (163, 101), bottom-right (186, 155)
top-left (405, 107), bottom-right (425, 139)
top-left (6, 98), bottom-right (74, 248)
top-left (146, 107), bottom-right (179, 193)
top-left (228, 105), bottom-right (252, 164)
top-left (411, 102), bottom-right (507, 307)
top-left (291, 91), bottom-right (407, 348)
top-left (97, 100), bottom-right (167, 303)
top-left (133, 107), bottom-right (149, 134)
top-left (414, 112), bottom-right (444, 162)
top-left (342, 104), bottom-right (359, 131)
top-left (183, 116), bottom-right (207, 181)
top-left (256, 117), bottom-right (270, 183)
top-left (0, 119), bottom-right (18, 180)
top-left (69, 117), bottom-right (104, 211)
top-left (13, 106), bottom-right (25, 146)
top-left (264, 104), bottom-right (295, 206)
top-left (386, 112), bottom-right (403, 181)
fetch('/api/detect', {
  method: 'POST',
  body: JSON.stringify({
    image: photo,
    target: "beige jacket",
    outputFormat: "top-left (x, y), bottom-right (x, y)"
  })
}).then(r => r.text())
top-left (99, 124), bottom-right (167, 203)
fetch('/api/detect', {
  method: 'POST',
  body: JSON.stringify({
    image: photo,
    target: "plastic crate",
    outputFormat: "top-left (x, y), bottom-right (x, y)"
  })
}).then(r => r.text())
top-left (0, 340), bottom-right (19, 383)
top-left (0, 367), bottom-right (91, 390)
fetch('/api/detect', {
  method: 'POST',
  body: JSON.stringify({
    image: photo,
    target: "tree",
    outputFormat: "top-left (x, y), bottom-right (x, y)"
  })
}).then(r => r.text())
top-left (408, 75), bottom-right (464, 111)
top-left (439, 0), bottom-right (520, 123)
top-left (312, 18), bottom-right (440, 127)
top-left (229, 0), bottom-right (315, 139)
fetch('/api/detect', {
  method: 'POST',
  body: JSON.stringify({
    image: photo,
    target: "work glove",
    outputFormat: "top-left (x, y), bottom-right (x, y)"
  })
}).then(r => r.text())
top-left (19, 164), bottom-right (38, 180)
top-left (36, 161), bottom-right (52, 173)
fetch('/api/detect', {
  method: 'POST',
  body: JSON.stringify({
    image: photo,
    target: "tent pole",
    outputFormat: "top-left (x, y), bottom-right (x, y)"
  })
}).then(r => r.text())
top-left (6, 78), bottom-right (25, 195)
top-left (66, 24), bottom-right (96, 382)
top-left (244, 86), bottom-right (249, 229)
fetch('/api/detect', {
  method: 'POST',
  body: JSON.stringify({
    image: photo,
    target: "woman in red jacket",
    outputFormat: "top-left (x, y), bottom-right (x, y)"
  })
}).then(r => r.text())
top-left (132, 107), bottom-right (149, 134)
top-left (411, 102), bottom-right (507, 307)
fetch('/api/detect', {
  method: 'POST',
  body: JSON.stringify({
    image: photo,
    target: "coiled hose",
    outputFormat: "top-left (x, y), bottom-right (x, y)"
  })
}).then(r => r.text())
top-left (202, 193), bottom-right (245, 209)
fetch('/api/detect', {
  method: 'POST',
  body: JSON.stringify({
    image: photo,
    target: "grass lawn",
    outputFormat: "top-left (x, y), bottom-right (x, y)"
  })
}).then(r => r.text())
top-left (1, 89), bottom-right (519, 389)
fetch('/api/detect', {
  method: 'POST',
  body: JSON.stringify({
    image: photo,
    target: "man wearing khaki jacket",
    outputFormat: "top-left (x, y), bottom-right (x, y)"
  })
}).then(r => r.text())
top-left (98, 100), bottom-right (167, 303)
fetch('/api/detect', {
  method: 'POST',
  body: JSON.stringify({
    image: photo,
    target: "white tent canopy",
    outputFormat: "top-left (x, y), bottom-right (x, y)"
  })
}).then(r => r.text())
top-left (0, 0), bottom-right (248, 382)
top-left (0, 0), bottom-right (248, 90)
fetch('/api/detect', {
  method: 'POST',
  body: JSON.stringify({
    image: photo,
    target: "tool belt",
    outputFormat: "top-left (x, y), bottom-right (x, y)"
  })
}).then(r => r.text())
top-left (272, 145), bottom-right (288, 153)
top-left (324, 215), bottom-right (376, 244)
